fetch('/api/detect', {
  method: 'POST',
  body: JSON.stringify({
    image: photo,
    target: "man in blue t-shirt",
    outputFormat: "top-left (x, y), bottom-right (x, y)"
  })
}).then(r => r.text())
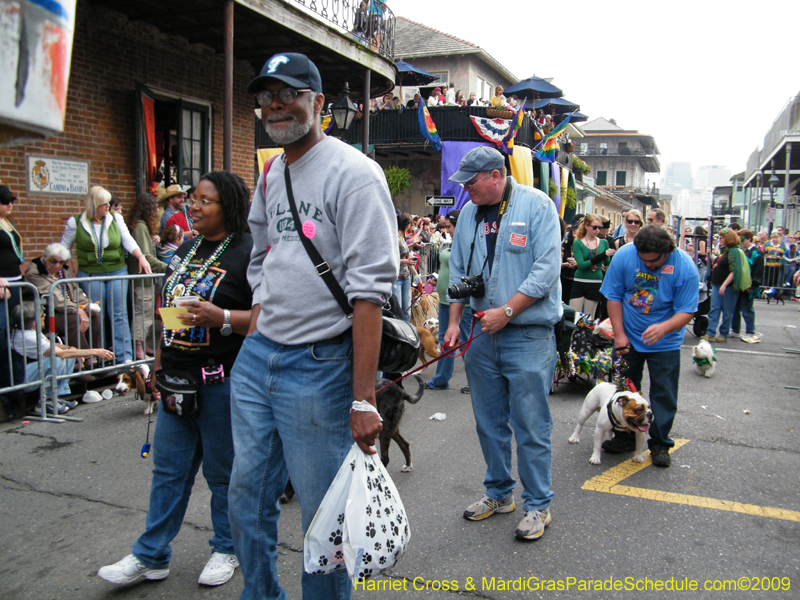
top-left (600, 225), bottom-right (698, 468)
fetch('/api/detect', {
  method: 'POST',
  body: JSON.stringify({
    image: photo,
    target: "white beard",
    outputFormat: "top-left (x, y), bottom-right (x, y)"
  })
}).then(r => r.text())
top-left (263, 108), bottom-right (314, 146)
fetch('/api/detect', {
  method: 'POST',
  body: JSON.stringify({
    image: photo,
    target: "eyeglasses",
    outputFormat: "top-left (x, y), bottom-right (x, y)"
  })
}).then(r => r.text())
top-left (256, 88), bottom-right (312, 106)
top-left (462, 172), bottom-right (492, 190)
top-left (193, 197), bottom-right (221, 208)
top-left (589, 225), bottom-right (602, 230)
top-left (627, 220), bottom-right (642, 225)
top-left (638, 252), bottom-right (665, 266)
top-left (46, 258), bottom-right (66, 265)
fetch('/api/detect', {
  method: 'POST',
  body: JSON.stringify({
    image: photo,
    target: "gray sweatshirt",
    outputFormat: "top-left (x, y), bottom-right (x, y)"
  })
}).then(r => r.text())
top-left (248, 137), bottom-right (399, 345)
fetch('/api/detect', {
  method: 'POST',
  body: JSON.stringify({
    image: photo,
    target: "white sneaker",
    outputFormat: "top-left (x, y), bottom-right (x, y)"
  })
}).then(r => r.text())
top-left (515, 508), bottom-right (552, 541)
top-left (198, 552), bottom-right (239, 586)
top-left (98, 554), bottom-right (169, 584)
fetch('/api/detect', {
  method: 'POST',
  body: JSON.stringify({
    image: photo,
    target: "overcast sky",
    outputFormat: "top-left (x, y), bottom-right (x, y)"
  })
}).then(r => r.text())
top-left (386, 0), bottom-right (798, 181)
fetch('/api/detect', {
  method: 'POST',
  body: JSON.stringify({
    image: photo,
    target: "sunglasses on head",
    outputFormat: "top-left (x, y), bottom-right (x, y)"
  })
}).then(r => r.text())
top-left (627, 219), bottom-right (642, 225)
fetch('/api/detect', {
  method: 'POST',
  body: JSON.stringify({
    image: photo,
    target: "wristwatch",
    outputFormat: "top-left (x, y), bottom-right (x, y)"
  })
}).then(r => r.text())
top-left (502, 303), bottom-right (514, 318)
top-left (220, 309), bottom-right (232, 336)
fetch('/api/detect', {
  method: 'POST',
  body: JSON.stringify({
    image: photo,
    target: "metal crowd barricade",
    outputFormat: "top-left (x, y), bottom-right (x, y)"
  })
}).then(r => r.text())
top-left (0, 282), bottom-right (58, 421)
top-left (46, 272), bottom-right (164, 382)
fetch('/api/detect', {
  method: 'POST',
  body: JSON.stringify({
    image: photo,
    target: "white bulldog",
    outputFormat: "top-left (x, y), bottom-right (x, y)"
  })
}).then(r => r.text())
top-left (568, 381), bottom-right (653, 465)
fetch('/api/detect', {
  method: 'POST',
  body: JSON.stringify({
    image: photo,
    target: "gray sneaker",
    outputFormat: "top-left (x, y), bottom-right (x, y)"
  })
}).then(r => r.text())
top-left (463, 494), bottom-right (515, 521)
top-left (515, 508), bottom-right (552, 540)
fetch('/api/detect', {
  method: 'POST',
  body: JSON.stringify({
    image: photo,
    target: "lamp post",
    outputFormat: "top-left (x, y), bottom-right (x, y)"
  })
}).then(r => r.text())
top-left (767, 169), bottom-right (781, 236)
top-left (331, 82), bottom-right (358, 137)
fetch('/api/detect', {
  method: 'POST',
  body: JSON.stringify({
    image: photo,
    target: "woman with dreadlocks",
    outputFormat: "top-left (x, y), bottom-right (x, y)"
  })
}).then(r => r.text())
top-left (99, 171), bottom-right (253, 588)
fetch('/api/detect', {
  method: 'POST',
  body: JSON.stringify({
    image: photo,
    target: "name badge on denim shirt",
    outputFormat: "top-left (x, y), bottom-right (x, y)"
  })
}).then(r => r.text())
top-left (510, 233), bottom-right (528, 247)
top-left (662, 266), bottom-right (674, 274)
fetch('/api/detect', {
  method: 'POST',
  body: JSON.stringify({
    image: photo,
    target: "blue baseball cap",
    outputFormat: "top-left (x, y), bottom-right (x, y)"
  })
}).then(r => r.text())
top-left (247, 52), bottom-right (323, 95)
top-left (448, 146), bottom-right (505, 184)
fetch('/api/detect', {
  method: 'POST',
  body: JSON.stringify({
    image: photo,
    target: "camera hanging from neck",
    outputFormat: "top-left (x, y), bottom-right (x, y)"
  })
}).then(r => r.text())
top-left (466, 177), bottom-right (512, 276)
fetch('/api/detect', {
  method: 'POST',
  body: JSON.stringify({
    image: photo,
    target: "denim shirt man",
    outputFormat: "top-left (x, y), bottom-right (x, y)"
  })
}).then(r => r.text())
top-left (444, 146), bottom-right (562, 542)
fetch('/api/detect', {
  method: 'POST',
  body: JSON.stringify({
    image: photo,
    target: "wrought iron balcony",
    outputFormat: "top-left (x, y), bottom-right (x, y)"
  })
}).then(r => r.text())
top-left (283, 0), bottom-right (395, 59)
top-left (256, 106), bottom-right (569, 162)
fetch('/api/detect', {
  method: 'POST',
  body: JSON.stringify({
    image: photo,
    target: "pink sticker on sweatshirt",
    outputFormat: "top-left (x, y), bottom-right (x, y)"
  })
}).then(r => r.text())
top-left (302, 220), bottom-right (316, 239)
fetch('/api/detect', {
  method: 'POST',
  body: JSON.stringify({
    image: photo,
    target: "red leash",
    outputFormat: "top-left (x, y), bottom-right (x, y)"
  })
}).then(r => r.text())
top-left (375, 311), bottom-right (485, 393)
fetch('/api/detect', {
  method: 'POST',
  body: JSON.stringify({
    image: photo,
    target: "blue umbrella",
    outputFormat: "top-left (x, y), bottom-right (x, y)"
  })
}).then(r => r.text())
top-left (535, 97), bottom-right (580, 113)
top-left (395, 61), bottom-right (439, 87)
top-left (503, 76), bottom-right (563, 100)
top-left (566, 111), bottom-right (588, 122)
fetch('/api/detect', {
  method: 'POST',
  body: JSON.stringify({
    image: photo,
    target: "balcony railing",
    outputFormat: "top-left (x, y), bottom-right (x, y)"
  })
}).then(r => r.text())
top-left (281, 0), bottom-right (394, 59)
top-left (577, 147), bottom-right (652, 157)
top-left (256, 106), bottom-right (569, 161)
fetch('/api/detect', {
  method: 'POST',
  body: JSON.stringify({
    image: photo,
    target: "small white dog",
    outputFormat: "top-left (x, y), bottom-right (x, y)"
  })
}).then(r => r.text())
top-left (568, 382), bottom-right (653, 465)
top-left (692, 340), bottom-right (716, 378)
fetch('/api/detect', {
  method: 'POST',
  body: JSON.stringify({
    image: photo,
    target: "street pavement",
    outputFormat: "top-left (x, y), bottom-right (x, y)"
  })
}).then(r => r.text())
top-left (1, 299), bottom-right (798, 600)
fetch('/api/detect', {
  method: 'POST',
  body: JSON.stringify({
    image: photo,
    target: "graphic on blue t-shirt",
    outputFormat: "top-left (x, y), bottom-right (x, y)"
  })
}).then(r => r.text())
top-left (628, 271), bottom-right (659, 314)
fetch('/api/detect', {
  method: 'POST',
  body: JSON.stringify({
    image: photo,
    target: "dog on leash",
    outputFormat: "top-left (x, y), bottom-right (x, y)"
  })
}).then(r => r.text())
top-left (761, 287), bottom-right (785, 305)
top-left (692, 339), bottom-right (716, 378)
top-left (115, 364), bottom-right (156, 415)
top-left (375, 374), bottom-right (424, 472)
top-left (280, 374), bottom-right (426, 503)
top-left (568, 381), bottom-right (652, 465)
top-left (416, 326), bottom-right (440, 362)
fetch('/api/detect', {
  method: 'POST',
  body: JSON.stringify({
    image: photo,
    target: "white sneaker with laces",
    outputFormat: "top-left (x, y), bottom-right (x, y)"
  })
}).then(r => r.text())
top-left (97, 554), bottom-right (169, 584)
top-left (463, 494), bottom-right (515, 521)
top-left (198, 552), bottom-right (239, 586)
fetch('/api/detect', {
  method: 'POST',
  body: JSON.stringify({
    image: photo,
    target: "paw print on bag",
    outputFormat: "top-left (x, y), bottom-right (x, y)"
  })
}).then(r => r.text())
top-left (386, 539), bottom-right (395, 552)
top-left (359, 568), bottom-right (373, 579)
top-left (374, 542), bottom-right (382, 552)
top-left (384, 507), bottom-right (391, 517)
top-left (329, 529), bottom-right (343, 545)
top-left (381, 524), bottom-right (387, 534)
top-left (379, 555), bottom-right (387, 565)
top-left (363, 552), bottom-right (372, 564)
top-left (384, 487), bottom-right (393, 500)
top-left (365, 522), bottom-right (377, 538)
top-left (366, 477), bottom-right (372, 491)
top-left (318, 556), bottom-right (328, 567)
top-left (367, 462), bottom-right (375, 472)
top-left (390, 522), bottom-right (399, 536)
top-left (396, 514), bottom-right (403, 524)
top-left (404, 523), bottom-right (409, 536)
top-left (350, 460), bottom-right (356, 471)
top-left (365, 505), bottom-right (372, 516)
top-left (337, 513), bottom-right (345, 525)
top-left (334, 550), bottom-right (343, 560)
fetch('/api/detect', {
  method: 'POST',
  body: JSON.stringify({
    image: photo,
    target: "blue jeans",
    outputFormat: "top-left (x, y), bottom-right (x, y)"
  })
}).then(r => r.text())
top-left (392, 277), bottom-right (411, 322)
top-left (706, 284), bottom-right (740, 338)
top-left (426, 303), bottom-right (472, 389)
top-left (463, 321), bottom-right (556, 512)
top-left (25, 356), bottom-right (74, 398)
top-left (229, 331), bottom-right (354, 600)
top-left (78, 267), bottom-right (132, 362)
top-left (132, 379), bottom-right (235, 568)
top-left (615, 348), bottom-right (680, 449)
top-left (731, 291), bottom-right (756, 335)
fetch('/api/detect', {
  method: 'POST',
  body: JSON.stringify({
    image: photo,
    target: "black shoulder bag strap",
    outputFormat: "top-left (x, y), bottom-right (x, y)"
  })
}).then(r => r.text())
top-left (284, 164), bottom-right (353, 318)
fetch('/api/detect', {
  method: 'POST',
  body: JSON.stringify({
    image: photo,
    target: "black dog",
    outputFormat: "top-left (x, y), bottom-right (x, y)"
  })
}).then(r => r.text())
top-left (375, 374), bottom-right (424, 472)
top-left (280, 374), bottom-right (424, 503)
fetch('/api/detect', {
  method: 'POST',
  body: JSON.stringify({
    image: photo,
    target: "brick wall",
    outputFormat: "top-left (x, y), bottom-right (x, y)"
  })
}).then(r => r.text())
top-left (0, 2), bottom-right (255, 266)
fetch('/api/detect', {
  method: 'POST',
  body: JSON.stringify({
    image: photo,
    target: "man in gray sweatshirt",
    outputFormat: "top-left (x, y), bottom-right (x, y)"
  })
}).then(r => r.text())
top-left (228, 53), bottom-right (399, 600)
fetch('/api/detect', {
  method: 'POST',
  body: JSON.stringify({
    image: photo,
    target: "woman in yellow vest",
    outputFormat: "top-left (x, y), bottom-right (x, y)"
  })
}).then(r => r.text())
top-left (60, 186), bottom-right (152, 363)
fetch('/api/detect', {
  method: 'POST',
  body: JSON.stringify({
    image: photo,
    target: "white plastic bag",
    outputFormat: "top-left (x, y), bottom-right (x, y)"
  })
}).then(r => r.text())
top-left (304, 443), bottom-right (411, 580)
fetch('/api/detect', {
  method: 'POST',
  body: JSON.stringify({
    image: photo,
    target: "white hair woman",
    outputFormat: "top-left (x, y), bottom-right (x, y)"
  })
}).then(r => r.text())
top-left (24, 242), bottom-right (105, 358)
top-left (60, 186), bottom-right (152, 363)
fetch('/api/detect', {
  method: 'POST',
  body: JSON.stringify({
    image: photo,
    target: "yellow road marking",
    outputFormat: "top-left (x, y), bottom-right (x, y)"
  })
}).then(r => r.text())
top-left (582, 438), bottom-right (800, 522)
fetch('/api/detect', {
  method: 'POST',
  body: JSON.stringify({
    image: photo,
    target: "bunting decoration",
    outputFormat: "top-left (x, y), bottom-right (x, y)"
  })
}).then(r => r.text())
top-left (533, 114), bottom-right (573, 163)
top-left (418, 102), bottom-right (442, 151)
top-left (469, 115), bottom-right (512, 147)
top-left (500, 100), bottom-right (527, 155)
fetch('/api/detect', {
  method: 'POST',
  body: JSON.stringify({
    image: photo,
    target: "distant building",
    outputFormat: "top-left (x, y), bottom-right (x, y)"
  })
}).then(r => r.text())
top-left (575, 118), bottom-right (662, 217)
top-left (661, 161), bottom-right (693, 198)
top-left (695, 165), bottom-right (731, 191)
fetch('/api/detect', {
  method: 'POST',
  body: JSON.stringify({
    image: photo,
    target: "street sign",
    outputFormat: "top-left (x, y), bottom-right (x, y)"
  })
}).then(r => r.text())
top-left (765, 206), bottom-right (777, 223)
top-left (425, 195), bottom-right (455, 207)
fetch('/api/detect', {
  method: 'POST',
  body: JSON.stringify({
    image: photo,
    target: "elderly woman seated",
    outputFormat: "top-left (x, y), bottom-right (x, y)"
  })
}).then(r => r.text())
top-left (24, 243), bottom-right (104, 357)
top-left (11, 303), bottom-right (114, 415)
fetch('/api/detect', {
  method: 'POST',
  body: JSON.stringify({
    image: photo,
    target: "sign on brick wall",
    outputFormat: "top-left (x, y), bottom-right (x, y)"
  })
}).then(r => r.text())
top-left (26, 155), bottom-right (89, 195)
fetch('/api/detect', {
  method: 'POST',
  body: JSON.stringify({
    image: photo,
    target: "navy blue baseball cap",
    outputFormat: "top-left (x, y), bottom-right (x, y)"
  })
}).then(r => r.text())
top-left (448, 146), bottom-right (505, 184)
top-left (0, 185), bottom-right (16, 205)
top-left (247, 52), bottom-right (323, 94)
